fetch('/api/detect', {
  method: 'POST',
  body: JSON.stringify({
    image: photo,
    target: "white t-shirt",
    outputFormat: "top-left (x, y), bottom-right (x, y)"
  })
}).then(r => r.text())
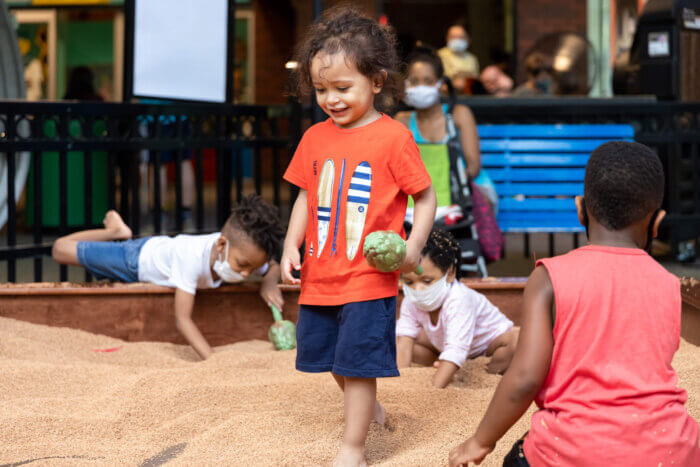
top-left (137, 232), bottom-right (268, 295)
top-left (397, 280), bottom-right (513, 367)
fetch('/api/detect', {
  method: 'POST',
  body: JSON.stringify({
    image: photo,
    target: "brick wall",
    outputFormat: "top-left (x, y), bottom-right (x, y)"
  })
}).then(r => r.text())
top-left (516, 0), bottom-right (586, 83)
top-left (252, 0), bottom-right (295, 104)
top-left (252, 0), bottom-right (378, 104)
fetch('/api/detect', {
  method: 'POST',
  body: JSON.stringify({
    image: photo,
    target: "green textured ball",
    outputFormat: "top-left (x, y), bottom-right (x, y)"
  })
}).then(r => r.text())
top-left (363, 230), bottom-right (406, 272)
top-left (268, 320), bottom-right (296, 351)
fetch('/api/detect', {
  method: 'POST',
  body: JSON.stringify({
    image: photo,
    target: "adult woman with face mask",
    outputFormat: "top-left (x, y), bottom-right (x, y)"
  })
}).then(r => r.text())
top-left (395, 50), bottom-right (498, 210)
top-left (512, 52), bottom-right (554, 97)
top-left (437, 23), bottom-right (480, 93)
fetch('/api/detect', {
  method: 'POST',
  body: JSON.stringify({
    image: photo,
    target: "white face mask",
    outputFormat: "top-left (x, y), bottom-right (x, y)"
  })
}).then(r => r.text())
top-left (213, 238), bottom-right (245, 283)
top-left (402, 274), bottom-right (449, 312)
top-left (447, 38), bottom-right (468, 53)
top-left (404, 81), bottom-right (441, 109)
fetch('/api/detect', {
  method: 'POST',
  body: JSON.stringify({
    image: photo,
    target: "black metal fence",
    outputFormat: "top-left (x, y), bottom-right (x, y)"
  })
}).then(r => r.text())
top-left (0, 101), bottom-right (301, 282)
top-left (1, 98), bottom-right (699, 282)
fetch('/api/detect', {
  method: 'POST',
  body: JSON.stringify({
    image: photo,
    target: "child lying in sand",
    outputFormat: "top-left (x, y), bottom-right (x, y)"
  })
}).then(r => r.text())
top-left (397, 229), bottom-right (518, 388)
top-left (52, 195), bottom-right (284, 360)
top-left (449, 142), bottom-right (700, 466)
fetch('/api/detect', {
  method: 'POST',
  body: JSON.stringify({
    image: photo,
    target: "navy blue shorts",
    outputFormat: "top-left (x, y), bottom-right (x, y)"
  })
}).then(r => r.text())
top-left (76, 237), bottom-right (150, 282)
top-left (296, 296), bottom-right (399, 378)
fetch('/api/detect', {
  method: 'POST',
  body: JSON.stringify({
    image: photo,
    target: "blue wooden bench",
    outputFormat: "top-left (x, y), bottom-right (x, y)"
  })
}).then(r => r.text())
top-left (477, 124), bottom-right (635, 256)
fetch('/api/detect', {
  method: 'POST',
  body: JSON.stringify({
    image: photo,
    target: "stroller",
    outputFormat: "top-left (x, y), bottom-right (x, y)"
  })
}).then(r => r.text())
top-left (404, 111), bottom-right (489, 278)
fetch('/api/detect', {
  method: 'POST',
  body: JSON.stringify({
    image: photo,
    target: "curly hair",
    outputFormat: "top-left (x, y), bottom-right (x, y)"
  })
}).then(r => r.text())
top-left (291, 5), bottom-right (403, 113)
top-left (422, 228), bottom-right (463, 278)
top-left (223, 194), bottom-right (284, 259)
top-left (584, 141), bottom-right (664, 230)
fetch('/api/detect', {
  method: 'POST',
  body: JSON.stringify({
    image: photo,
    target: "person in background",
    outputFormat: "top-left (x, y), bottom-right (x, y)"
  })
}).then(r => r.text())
top-left (480, 65), bottom-right (513, 97)
top-left (512, 52), bottom-right (553, 97)
top-left (438, 23), bottom-right (480, 93)
top-left (64, 66), bottom-right (103, 101)
top-left (395, 49), bottom-right (498, 210)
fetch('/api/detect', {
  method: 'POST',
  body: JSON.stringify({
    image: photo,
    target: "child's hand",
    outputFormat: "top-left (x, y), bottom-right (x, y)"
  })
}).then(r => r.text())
top-left (260, 281), bottom-right (284, 310)
top-left (399, 239), bottom-right (421, 273)
top-left (448, 437), bottom-right (493, 466)
top-left (281, 247), bottom-right (301, 285)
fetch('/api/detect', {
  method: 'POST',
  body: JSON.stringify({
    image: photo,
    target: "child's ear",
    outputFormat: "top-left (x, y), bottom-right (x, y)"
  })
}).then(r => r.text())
top-left (216, 235), bottom-right (227, 254)
top-left (447, 265), bottom-right (457, 283)
top-left (575, 196), bottom-right (586, 226)
top-left (652, 210), bottom-right (666, 239)
top-left (372, 70), bottom-right (387, 94)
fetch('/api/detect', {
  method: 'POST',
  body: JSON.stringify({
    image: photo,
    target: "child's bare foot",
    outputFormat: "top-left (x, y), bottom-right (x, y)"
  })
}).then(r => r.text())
top-left (103, 210), bottom-right (132, 240)
top-left (373, 400), bottom-right (386, 427)
top-left (332, 445), bottom-right (366, 467)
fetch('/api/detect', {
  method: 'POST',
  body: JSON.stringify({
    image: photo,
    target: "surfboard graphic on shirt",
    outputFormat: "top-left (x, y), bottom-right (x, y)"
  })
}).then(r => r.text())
top-left (316, 159), bottom-right (334, 257)
top-left (345, 161), bottom-right (372, 260)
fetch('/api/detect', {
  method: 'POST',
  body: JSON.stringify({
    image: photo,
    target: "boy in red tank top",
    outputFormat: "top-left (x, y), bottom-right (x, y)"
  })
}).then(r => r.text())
top-left (449, 141), bottom-right (700, 467)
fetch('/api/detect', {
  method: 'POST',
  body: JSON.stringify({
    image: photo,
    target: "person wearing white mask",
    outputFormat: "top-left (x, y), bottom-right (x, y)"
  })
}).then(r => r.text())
top-left (438, 23), bottom-right (480, 93)
top-left (51, 195), bottom-right (284, 360)
top-left (395, 50), bottom-right (499, 210)
top-left (396, 229), bottom-right (518, 388)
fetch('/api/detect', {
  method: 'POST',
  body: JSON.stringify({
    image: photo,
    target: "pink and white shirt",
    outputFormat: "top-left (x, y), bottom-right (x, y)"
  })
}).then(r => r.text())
top-left (397, 280), bottom-right (513, 367)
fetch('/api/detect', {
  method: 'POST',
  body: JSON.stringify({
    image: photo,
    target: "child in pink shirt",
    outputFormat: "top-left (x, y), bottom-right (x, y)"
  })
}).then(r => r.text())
top-left (397, 229), bottom-right (517, 388)
top-left (449, 141), bottom-right (700, 466)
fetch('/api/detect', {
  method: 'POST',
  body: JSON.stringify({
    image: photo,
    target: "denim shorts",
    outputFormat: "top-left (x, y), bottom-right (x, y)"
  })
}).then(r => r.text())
top-left (76, 237), bottom-right (150, 282)
top-left (295, 296), bottom-right (399, 378)
top-left (504, 434), bottom-right (530, 467)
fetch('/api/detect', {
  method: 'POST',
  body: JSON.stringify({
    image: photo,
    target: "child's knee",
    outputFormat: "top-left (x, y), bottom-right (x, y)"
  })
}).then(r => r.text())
top-left (52, 238), bottom-right (76, 263)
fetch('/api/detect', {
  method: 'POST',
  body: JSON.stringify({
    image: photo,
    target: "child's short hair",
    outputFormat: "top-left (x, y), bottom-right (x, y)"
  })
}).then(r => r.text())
top-left (422, 228), bottom-right (462, 278)
top-left (223, 194), bottom-right (284, 259)
top-left (292, 5), bottom-right (402, 113)
top-left (584, 141), bottom-right (664, 230)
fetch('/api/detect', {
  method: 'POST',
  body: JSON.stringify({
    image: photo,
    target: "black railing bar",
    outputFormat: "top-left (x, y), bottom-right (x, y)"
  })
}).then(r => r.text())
top-left (174, 115), bottom-right (184, 232)
top-left (271, 118), bottom-right (281, 206)
top-left (6, 114), bottom-right (17, 281)
top-left (195, 148), bottom-right (204, 231)
top-left (32, 149), bottom-right (42, 282)
top-left (0, 138), bottom-right (290, 152)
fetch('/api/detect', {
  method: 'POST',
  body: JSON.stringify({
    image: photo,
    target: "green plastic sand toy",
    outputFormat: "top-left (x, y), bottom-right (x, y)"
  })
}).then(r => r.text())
top-left (363, 231), bottom-right (423, 274)
top-left (268, 304), bottom-right (296, 351)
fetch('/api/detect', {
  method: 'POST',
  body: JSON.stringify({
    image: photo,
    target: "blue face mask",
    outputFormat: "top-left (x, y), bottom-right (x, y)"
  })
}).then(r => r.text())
top-left (535, 77), bottom-right (552, 93)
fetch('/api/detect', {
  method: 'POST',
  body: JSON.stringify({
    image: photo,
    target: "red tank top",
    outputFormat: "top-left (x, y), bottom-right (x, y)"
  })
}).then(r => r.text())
top-left (523, 245), bottom-right (699, 466)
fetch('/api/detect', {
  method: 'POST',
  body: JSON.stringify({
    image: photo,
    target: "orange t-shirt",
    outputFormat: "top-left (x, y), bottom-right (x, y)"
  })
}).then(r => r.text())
top-left (284, 115), bottom-right (431, 305)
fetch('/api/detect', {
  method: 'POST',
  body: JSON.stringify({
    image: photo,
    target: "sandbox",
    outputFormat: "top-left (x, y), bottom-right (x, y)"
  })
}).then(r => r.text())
top-left (1, 278), bottom-right (698, 465)
top-left (0, 316), bottom-right (698, 466)
top-left (0, 278), bottom-right (526, 346)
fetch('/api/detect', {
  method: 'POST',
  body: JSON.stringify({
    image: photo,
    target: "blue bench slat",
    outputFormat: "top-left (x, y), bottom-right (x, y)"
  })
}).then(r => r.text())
top-left (480, 139), bottom-right (632, 152)
top-left (490, 168), bottom-right (585, 182)
top-left (481, 154), bottom-right (590, 167)
top-left (477, 124), bottom-right (634, 138)
top-left (499, 198), bottom-right (575, 211)
top-left (477, 124), bottom-right (633, 234)
top-left (494, 183), bottom-right (583, 196)
top-left (497, 212), bottom-right (584, 233)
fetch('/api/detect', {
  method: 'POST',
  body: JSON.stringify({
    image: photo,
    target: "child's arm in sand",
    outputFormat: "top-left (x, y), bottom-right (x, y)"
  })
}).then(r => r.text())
top-left (401, 185), bottom-right (436, 273)
top-left (397, 336), bottom-right (415, 368)
top-left (260, 261), bottom-right (283, 310)
top-left (174, 288), bottom-right (213, 360)
top-left (281, 190), bottom-right (308, 285)
top-left (449, 265), bottom-right (554, 467)
top-left (433, 361), bottom-right (460, 388)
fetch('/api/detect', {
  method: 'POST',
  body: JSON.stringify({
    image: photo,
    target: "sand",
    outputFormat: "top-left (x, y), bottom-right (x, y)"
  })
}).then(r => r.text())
top-left (1, 317), bottom-right (698, 467)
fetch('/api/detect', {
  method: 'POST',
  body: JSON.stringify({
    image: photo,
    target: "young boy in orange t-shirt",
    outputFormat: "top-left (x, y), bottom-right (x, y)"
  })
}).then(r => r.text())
top-left (281, 8), bottom-right (436, 466)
